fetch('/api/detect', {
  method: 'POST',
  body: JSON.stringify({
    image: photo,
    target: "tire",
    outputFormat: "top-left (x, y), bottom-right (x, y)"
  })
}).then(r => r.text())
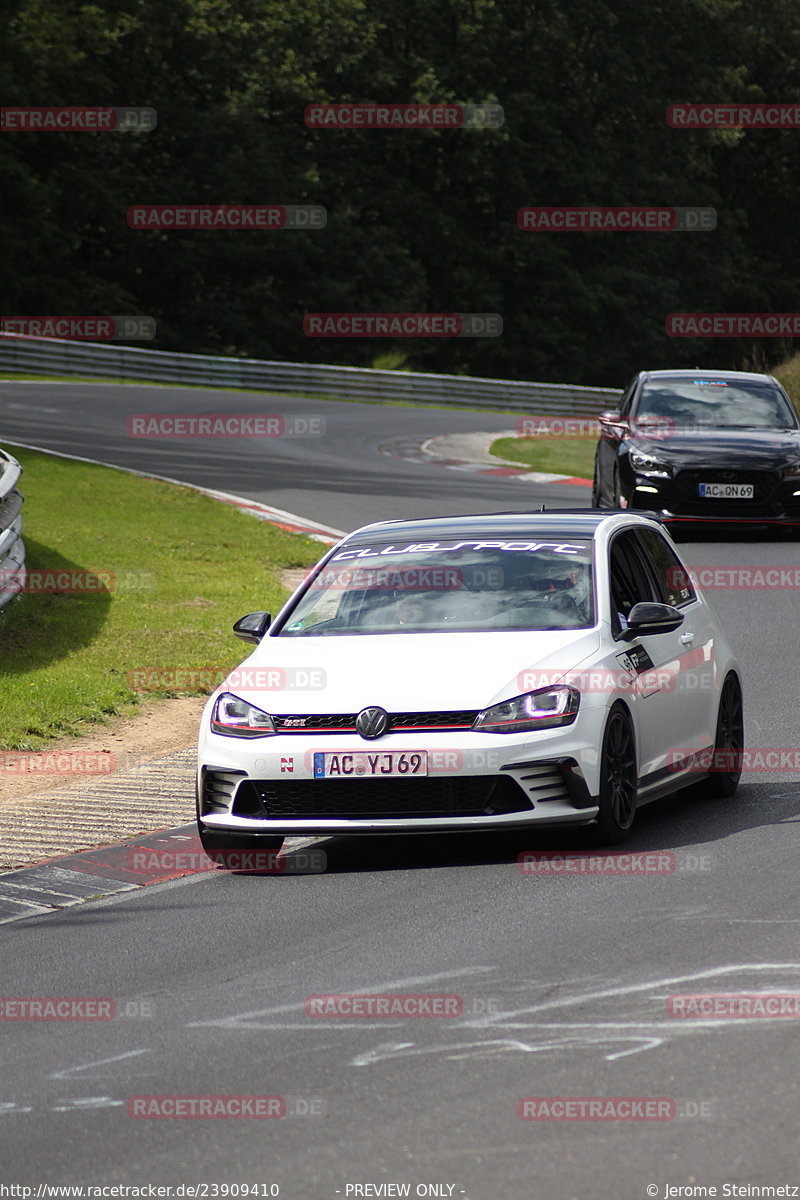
top-left (705, 673), bottom-right (743, 798)
top-left (594, 705), bottom-right (638, 844)
top-left (198, 825), bottom-right (285, 868)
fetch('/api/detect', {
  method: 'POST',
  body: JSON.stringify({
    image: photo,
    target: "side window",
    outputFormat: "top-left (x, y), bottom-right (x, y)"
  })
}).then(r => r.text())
top-left (617, 375), bottom-right (639, 417)
top-left (608, 531), bottom-right (660, 637)
top-left (635, 528), bottom-right (697, 608)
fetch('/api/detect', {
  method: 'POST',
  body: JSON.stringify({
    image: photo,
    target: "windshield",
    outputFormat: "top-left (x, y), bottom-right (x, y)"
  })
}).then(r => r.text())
top-left (634, 378), bottom-right (798, 431)
top-left (275, 538), bottom-right (595, 635)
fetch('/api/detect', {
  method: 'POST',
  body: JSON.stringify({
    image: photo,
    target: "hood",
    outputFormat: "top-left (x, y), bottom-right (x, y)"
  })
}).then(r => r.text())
top-left (630, 428), bottom-right (800, 469)
top-left (224, 629), bottom-right (602, 713)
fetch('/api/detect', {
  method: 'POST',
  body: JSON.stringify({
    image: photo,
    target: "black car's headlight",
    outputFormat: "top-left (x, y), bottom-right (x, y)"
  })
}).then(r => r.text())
top-left (473, 686), bottom-right (580, 734)
top-left (628, 448), bottom-right (673, 478)
top-left (211, 692), bottom-right (276, 738)
top-left (781, 459), bottom-right (800, 480)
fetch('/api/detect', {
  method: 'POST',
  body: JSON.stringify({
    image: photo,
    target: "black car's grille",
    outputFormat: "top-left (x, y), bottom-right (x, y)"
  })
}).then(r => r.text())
top-left (272, 710), bottom-right (479, 735)
top-left (672, 468), bottom-right (780, 515)
top-left (235, 776), bottom-right (531, 820)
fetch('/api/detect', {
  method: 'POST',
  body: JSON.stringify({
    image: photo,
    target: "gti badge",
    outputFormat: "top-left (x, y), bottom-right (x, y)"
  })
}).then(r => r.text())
top-left (356, 706), bottom-right (389, 740)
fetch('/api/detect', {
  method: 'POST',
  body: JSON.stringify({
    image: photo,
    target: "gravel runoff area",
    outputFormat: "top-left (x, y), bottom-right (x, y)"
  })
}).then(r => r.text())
top-left (0, 569), bottom-right (311, 872)
top-left (0, 698), bottom-right (205, 871)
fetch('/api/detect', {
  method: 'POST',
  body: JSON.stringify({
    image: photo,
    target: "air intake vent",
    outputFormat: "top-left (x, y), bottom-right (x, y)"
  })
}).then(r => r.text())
top-left (516, 764), bottom-right (571, 803)
top-left (200, 767), bottom-right (246, 815)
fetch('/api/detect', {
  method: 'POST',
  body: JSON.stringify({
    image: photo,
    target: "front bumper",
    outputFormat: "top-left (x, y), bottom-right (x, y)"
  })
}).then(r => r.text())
top-left (622, 468), bottom-right (800, 526)
top-left (196, 724), bottom-right (605, 836)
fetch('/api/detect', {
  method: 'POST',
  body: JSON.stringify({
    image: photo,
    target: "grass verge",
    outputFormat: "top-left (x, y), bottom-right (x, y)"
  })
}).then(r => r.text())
top-left (0, 449), bottom-right (322, 750)
top-left (490, 435), bottom-right (595, 478)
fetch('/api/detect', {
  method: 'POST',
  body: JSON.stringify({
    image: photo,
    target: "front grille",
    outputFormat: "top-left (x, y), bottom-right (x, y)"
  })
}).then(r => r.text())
top-left (390, 710), bottom-right (478, 730)
top-left (272, 709), bottom-right (479, 735)
top-left (236, 775), bottom-right (532, 820)
top-left (273, 714), bottom-right (355, 732)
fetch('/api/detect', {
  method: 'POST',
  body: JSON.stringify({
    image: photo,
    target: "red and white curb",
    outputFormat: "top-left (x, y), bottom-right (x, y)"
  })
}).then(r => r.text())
top-left (380, 431), bottom-right (592, 488)
top-left (0, 826), bottom-right (325, 924)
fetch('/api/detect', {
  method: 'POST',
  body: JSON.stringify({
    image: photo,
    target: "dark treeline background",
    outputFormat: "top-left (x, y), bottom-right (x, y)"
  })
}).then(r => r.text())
top-left (4, 0), bottom-right (800, 386)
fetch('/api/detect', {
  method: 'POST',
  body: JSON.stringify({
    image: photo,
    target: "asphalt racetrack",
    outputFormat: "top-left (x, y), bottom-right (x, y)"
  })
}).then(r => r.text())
top-left (1, 380), bottom-right (799, 1198)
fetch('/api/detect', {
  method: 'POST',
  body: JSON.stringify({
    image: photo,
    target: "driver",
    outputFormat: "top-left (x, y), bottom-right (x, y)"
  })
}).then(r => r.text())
top-left (395, 592), bottom-right (427, 625)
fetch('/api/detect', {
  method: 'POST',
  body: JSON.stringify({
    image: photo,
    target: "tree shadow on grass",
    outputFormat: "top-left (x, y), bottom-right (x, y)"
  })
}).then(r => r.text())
top-left (0, 536), bottom-right (113, 672)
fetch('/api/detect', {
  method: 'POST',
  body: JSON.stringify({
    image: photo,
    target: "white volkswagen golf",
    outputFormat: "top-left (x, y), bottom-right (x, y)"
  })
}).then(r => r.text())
top-left (197, 510), bottom-right (743, 858)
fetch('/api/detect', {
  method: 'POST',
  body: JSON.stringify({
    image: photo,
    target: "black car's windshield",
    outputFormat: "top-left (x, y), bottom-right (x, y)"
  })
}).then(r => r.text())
top-left (634, 378), bottom-right (798, 431)
top-left (275, 538), bottom-right (595, 635)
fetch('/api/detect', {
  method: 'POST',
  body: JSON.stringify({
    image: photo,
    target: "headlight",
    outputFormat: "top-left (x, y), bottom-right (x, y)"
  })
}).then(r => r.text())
top-left (628, 448), bottom-right (673, 477)
top-left (473, 686), bottom-right (580, 734)
top-left (211, 693), bottom-right (276, 738)
top-left (781, 459), bottom-right (800, 480)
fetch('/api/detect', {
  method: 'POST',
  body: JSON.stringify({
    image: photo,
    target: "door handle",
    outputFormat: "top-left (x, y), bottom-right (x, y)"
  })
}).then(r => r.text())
top-left (679, 631), bottom-right (695, 645)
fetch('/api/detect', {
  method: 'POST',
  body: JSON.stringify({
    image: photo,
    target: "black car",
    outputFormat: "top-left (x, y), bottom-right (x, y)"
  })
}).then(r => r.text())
top-left (591, 369), bottom-right (800, 533)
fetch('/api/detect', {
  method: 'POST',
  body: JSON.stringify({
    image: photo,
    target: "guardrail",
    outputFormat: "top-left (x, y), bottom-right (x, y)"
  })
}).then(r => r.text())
top-left (0, 448), bottom-right (25, 611)
top-left (0, 333), bottom-right (620, 416)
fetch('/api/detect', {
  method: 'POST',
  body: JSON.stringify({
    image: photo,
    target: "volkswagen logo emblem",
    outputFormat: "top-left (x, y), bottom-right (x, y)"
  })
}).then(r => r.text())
top-left (356, 706), bottom-right (389, 740)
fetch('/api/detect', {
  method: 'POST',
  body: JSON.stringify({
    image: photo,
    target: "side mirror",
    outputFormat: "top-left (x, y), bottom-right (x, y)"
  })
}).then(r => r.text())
top-left (621, 601), bottom-right (684, 640)
top-left (233, 611), bottom-right (271, 644)
top-left (599, 411), bottom-right (630, 439)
